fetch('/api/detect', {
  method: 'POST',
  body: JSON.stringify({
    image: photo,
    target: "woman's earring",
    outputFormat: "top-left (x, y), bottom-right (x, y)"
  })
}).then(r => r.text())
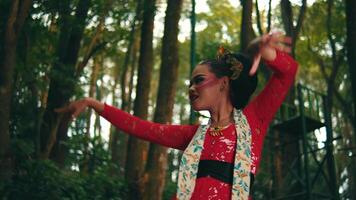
top-left (220, 85), bottom-right (224, 91)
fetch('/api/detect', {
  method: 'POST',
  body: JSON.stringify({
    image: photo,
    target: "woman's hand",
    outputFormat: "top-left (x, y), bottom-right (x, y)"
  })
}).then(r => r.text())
top-left (247, 31), bottom-right (292, 76)
top-left (55, 97), bottom-right (104, 119)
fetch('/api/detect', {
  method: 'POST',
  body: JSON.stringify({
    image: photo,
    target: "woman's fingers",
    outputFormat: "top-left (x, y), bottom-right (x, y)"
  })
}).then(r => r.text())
top-left (53, 99), bottom-right (90, 120)
top-left (248, 31), bottom-right (292, 76)
top-left (268, 34), bottom-right (291, 44)
top-left (249, 54), bottom-right (261, 76)
top-left (281, 45), bottom-right (292, 53)
top-left (267, 34), bottom-right (292, 53)
top-left (54, 106), bottom-right (71, 113)
top-left (71, 105), bottom-right (86, 119)
top-left (283, 36), bottom-right (292, 45)
top-left (268, 41), bottom-right (291, 53)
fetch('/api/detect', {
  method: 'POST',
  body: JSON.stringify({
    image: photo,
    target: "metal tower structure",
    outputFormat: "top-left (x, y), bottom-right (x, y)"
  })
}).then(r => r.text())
top-left (254, 83), bottom-right (341, 200)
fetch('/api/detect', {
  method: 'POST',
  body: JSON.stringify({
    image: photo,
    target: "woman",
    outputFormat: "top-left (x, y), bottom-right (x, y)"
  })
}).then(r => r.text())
top-left (56, 32), bottom-right (298, 200)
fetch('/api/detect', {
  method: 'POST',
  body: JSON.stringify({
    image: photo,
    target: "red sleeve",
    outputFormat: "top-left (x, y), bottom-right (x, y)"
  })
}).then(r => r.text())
top-left (243, 50), bottom-right (298, 173)
top-left (99, 104), bottom-right (198, 151)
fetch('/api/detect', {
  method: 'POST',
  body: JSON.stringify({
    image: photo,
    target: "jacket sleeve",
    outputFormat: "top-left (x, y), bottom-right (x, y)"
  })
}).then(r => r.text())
top-left (99, 104), bottom-right (198, 150)
top-left (243, 50), bottom-right (298, 173)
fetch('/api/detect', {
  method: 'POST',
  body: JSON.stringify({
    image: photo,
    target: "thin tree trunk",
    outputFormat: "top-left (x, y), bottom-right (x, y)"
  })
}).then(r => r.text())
top-left (267, 0), bottom-right (272, 33)
top-left (255, 0), bottom-right (263, 36)
top-left (94, 65), bottom-right (104, 136)
top-left (252, 0), bottom-right (271, 83)
top-left (81, 56), bottom-right (101, 172)
top-left (124, 0), bottom-right (156, 199)
top-left (240, 0), bottom-right (254, 51)
top-left (143, 0), bottom-right (183, 199)
top-left (110, 41), bottom-right (140, 176)
top-left (0, 0), bottom-right (32, 180)
top-left (86, 57), bottom-right (101, 135)
top-left (308, 1), bottom-right (342, 198)
top-left (121, 0), bottom-right (143, 112)
top-left (110, 0), bottom-right (142, 177)
top-left (345, 1), bottom-right (356, 198)
top-left (280, 0), bottom-right (306, 57)
top-left (279, 2), bottom-right (307, 119)
top-left (75, 0), bottom-right (112, 75)
top-left (127, 38), bottom-right (140, 113)
top-left (345, 0), bottom-right (356, 139)
top-left (280, 0), bottom-right (293, 38)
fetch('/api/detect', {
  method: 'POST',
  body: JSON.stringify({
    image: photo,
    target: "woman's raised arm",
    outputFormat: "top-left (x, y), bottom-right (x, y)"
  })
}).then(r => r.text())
top-left (244, 33), bottom-right (298, 138)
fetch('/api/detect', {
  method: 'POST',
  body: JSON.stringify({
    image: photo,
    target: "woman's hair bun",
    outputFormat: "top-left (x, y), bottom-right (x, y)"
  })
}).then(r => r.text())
top-left (228, 53), bottom-right (258, 109)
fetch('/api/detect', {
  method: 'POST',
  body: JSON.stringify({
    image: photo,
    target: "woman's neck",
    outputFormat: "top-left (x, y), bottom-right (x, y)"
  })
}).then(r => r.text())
top-left (209, 101), bottom-right (234, 127)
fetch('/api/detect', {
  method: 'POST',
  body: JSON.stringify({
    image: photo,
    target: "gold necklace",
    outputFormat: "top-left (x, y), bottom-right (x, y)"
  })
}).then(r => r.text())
top-left (210, 126), bottom-right (224, 136)
top-left (209, 123), bottom-right (233, 136)
top-left (209, 112), bottom-right (234, 137)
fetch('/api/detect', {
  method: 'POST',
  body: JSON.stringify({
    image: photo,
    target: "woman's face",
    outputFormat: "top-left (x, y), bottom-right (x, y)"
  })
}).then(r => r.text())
top-left (189, 64), bottom-right (226, 111)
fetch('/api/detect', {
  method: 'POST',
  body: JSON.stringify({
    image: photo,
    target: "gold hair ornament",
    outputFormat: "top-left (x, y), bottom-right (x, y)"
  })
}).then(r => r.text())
top-left (217, 46), bottom-right (243, 80)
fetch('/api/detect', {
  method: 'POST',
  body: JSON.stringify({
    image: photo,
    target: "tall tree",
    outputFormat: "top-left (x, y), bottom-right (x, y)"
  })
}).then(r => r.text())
top-left (124, 0), bottom-right (156, 199)
top-left (346, 0), bottom-right (356, 135)
top-left (39, 0), bottom-right (91, 160)
top-left (143, 0), bottom-right (183, 199)
top-left (240, 0), bottom-right (254, 51)
top-left (110, 0), bottom-right (143, 177)
top-left (280, 0), bottom-right (306, 56)
top-left (318, 1), bottom-right (342, 198)
top-left (82, 55), bottom-right (102, 173)
top-left (254, 0), bottom-right (263, 36)
top-left (0, 0), bottom-right (32, 180)
top-left (53, 0), bottom-right (111, 167)
top-left (345, 0), bottom-right (356, 199)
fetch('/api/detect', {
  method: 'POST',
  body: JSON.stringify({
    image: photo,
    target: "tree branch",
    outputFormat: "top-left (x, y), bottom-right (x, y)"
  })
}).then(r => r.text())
top-left (255, 0), bottom-right (263, 35)
top-left (267, 0), bottom-right (272, 32)
top-left (306, 35), bottom-right (329, 82)
top-left (333, 85), bottom-right (355, 129)
top-left (293, 0), bottom-right (307, 43)
top-left (75, 0), bottom-right (113, 75)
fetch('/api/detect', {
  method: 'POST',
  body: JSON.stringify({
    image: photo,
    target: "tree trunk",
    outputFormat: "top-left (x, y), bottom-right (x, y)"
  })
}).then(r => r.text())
top-left (40, 0), bottom-right (91, 160)
top-left (345, 0), bottom-right (356, 198)
top-left (255, 0), bottom-right (263, 36)
top-left (310, 1), bottom-right (341, 198)
top-left (240, 0), bottom-right (254, 51)
top-left (143, 0), bottom-right (183, 199)
top-left (280, 0), bottom-right (306, 57)
top-left (110, 0), bottom-right (142, 177)
top-left (127, 38), bottom-right (140, 113)
top-left (124, 0), bottom-right (156, 199)
top-left (80, 56), bottom-right (101, 172)
top-left (267, 0), bottom-right (272, 33)
top-left (280, 0), bottom-right (293, 38)
top-left (346, 0), bottom-right (356, 139)
top-left (0, 0), bottom-right (32, 180)
top-left (111, 43), bottom-right (140, 176)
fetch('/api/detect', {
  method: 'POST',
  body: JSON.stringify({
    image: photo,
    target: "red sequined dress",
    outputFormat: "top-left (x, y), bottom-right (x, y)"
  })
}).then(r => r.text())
top-left (100, 51), bottom-right (298, 200)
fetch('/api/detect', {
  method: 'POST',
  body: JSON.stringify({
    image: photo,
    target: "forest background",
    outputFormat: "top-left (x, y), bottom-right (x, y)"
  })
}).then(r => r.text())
top-left (1, 0), bottom-right (356, 199)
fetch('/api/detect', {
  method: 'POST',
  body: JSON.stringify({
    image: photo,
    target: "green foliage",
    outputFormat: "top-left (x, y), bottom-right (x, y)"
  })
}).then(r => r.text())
top-left (196, 0), bottom-right (241, 60)
top-left (0, 159), bottom-right (128, 200)
top-left (162, 179), bottom-right (177, 200)
top-left (296, 0), bottom-right (347, 90)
